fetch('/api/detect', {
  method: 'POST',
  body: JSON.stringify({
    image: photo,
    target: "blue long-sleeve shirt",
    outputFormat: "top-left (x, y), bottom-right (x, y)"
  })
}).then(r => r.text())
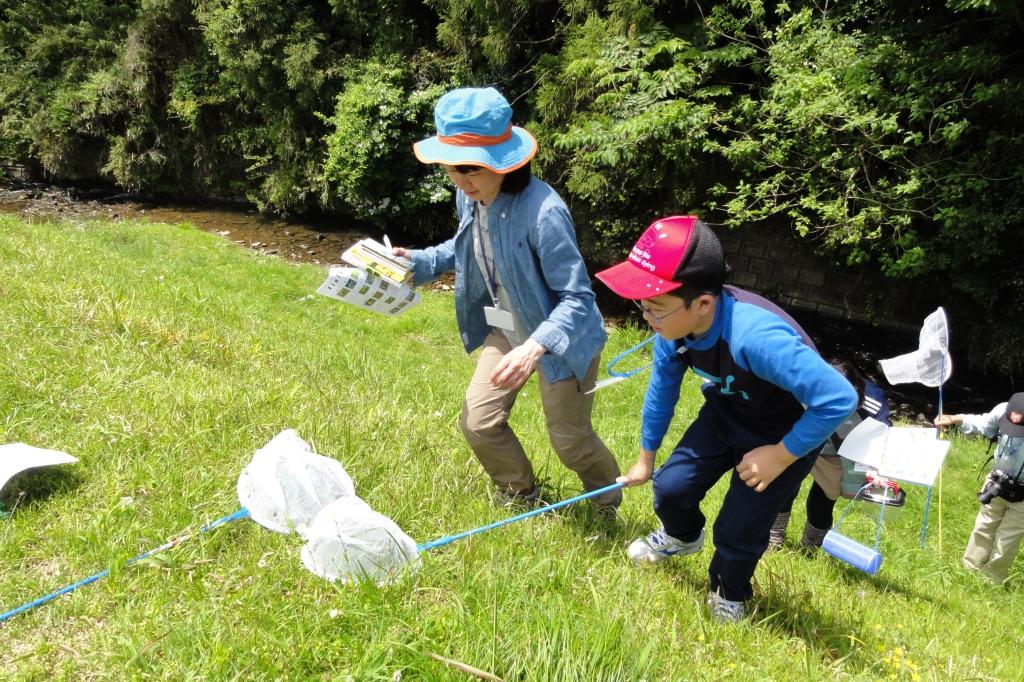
top-left (641, 286), bottom-right (858, 456)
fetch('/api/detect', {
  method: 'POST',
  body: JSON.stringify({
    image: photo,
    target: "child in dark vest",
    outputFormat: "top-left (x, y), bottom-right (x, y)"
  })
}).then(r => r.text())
top-left (596, 216), bottom-right (857, 622)
top-left (769, 359), bottom-right (892, 551)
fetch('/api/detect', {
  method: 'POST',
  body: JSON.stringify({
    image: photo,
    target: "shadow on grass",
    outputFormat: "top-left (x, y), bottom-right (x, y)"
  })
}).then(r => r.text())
top-left (799, 545), bottom-right (949, 606)
top-left (534, 480), bottom-right (647, 552)
top-left (752, 590), bottom-right (884, 674)
top-left (611, 539), bottom-right (948, 678)
top-left (0, 467), bottom-right (82, 513)
top-left (750, 555), bottom-right (951, 676)
top-left (750, 584), bottom-right (907, 677)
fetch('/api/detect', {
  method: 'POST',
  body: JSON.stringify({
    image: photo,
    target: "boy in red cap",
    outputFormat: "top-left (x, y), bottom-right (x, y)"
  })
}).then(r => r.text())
top-left (936, 393), bottom-right (1024, 584)
top-left (595, 216), bottom-right (857, 622)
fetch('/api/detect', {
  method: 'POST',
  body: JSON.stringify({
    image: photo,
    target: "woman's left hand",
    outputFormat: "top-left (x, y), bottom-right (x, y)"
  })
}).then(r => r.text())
top-left (489, 339), bottom-right (546, 390)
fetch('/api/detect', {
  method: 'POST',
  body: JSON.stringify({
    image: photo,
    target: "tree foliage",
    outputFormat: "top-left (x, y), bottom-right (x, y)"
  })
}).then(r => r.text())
top-left (701, 1), bottom-right (1024, 372)
top-left (321, 58), bottom-right (452, 237)
top-left (531, 3), bottom-right (720, 260)
top-left (1, 0), bottom-right (1023, 371)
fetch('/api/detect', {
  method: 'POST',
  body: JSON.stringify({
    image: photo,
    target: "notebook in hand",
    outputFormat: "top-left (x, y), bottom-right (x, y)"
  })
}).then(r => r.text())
top-left (341, 238), bottom-right (413, 286)
top-left (317, 266), bottom-right (420, 317)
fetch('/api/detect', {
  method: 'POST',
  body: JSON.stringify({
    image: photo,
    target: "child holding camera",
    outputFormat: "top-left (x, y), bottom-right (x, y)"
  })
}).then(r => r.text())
top-left (936, 392), bottom-right (1024, 584)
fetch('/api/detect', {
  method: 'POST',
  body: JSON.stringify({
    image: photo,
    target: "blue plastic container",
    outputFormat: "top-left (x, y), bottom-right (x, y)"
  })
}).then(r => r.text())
top-left (822, 530), bottom-right (883, 575)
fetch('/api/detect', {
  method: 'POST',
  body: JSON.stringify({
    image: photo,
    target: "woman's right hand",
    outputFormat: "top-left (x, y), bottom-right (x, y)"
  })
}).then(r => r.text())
top-left (934, 414), bottom-right (961, 430)
top-left (391, 247), bottom-right (412, 259)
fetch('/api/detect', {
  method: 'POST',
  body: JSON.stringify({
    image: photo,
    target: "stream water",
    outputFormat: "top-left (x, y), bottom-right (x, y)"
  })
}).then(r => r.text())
top-left (0, 182), bottom-right (367, 267)
top-left (1, 180), bottom-right (1013, 420)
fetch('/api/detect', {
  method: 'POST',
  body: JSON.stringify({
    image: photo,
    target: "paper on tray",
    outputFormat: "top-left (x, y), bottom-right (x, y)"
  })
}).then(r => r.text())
top-left (837, 418), bottom-right (888, 467)
top-left (838, 422), bottom-right (950, 486)
top-left (876, 428), bottom-right (950, 486)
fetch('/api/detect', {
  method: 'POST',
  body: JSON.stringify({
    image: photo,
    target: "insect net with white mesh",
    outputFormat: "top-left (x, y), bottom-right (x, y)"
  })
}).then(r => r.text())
top-left (237, 429), bottom-right (356, 535)
top-left (237, 429), bottom-right (419, 585)
top-left (879, 307), bottom-right (952, 387)
top-left (300, 496), bottom-right (420, 584)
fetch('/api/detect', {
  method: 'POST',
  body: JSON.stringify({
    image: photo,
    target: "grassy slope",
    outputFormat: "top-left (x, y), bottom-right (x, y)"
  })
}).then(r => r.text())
top-left (0, 216), bottom-right (1017, 681)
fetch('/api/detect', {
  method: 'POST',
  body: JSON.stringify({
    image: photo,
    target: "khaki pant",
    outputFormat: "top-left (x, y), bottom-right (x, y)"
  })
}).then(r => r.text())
top-left (963, 496), bottom-right (1024, 584)
top-left (811, 455), bottom-right (844, 500)
top-left (459, 332), bottom-right (622, 506)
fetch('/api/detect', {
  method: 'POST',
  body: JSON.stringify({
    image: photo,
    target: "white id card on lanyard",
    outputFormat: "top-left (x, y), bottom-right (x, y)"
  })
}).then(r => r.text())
top-left (475, 205), bottom-right (517, 333)
top-left (484, 305), bottom-right (516, 331)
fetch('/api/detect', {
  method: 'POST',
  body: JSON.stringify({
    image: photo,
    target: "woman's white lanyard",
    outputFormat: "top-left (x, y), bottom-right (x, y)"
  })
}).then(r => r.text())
top-left (474, 203), bottom-right (516, 331)
top-left (586, 335), bottom-right (688, 394)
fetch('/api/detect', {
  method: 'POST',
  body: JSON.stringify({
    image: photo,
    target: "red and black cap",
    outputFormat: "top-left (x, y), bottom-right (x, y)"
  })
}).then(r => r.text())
top-left (595, 216), bottom-right (729, 300)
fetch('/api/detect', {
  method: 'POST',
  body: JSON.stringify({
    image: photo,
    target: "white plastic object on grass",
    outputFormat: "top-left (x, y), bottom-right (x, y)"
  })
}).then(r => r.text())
top-left (300, 496), bottom-right (420, 585)
top-left (237, 429), bottom-right (355, 536)
top-left (0, 443), bottom-right (78, 495)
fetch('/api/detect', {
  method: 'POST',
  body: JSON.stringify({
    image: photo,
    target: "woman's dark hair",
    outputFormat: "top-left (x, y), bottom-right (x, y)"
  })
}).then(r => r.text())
top-left (499, 162), bottom-right (532, 194)
top-left (451, 162), bottom-right (532, 195)
top-left (829, 358), bottom-right (866, 405)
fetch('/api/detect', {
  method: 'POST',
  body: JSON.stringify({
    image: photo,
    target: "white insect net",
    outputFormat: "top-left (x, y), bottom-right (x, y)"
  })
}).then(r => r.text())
top-left (879, 307), bottom-right (952, 387)
top-left (300, 496), bottom-right (420, 584)
top-left (237, 430), bottom-right (419, 585)
top-left (237, 429), bottom-right (355, 535)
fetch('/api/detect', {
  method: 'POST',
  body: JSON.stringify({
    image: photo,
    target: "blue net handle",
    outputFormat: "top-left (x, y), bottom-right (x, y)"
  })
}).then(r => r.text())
top-left (606, 335), bottom-right (688, 379)
top-left (606, 335), bottom-right (657, 378)
top-left (0, 508), bottom-right (250, 624)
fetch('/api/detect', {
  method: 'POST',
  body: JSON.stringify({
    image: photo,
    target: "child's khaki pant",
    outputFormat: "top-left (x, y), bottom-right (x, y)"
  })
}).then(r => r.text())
top-left (459, 332), bottom-right (622, 506)
top-left (963, 496), bottom-right (1024, 584)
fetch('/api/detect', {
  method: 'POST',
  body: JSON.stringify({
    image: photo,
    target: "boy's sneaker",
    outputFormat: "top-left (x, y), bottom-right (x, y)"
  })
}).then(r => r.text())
top-left (767, 511), bottom-right (791, 551)
top-left (707, 590), bottom-right (747, 623)
top-left (627, 527), bottom-right (704, 564)
top-left (494, 485), bottom-right (542, 509)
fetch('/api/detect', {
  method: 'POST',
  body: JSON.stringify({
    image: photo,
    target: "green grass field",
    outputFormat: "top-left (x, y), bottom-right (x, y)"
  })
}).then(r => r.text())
top-left (0, 215), bottom-right (1017, 681)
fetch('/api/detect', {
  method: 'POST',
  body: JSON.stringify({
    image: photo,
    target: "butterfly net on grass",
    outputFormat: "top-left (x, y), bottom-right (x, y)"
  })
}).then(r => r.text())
top-left (300, 496), bottom-right (420, 584)
top-left (237, 429), bottom-right (356, 535)
top-left (237, 429), bottom-right (419, 585)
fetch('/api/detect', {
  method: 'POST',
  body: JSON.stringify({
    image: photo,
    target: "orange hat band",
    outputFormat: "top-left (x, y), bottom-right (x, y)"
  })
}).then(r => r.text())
top-left (437, 125), bottom-right (512, 147)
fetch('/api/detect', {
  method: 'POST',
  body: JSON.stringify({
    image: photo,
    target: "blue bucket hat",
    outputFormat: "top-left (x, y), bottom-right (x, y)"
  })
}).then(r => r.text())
top-left (413, 87), bottom-right (537, 173)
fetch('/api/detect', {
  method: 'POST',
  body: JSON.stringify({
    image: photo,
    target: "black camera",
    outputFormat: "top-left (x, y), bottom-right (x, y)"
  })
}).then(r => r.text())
top-left (978, 469), bottom-right (1024, 504)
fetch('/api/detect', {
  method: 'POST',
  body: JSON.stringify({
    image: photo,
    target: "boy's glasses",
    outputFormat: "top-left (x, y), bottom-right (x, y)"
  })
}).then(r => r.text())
top-left (633, 300), bottom-right (686, 323)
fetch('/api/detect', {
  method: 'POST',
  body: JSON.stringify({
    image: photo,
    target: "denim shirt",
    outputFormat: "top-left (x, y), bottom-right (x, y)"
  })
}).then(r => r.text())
top-left (407, 176), bottom-right (606, 383)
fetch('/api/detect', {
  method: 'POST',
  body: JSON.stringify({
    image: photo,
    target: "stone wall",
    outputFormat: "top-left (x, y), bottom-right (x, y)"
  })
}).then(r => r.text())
top-left (717, 226), bottom-right (917, 332)
top-left (1, 161), bottom-right (33, 180)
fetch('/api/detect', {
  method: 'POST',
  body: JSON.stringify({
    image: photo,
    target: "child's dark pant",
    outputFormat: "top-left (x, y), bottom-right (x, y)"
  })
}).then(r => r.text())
top-left (652, 396), bottom-right (819, 601)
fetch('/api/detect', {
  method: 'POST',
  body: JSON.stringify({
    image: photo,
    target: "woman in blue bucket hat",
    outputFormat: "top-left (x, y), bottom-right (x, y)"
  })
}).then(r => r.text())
top-left (393, 87), bottom-right (622, 511)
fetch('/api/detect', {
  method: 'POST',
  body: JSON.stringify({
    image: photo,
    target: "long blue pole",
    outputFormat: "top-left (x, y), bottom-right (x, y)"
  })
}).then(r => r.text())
top-left (417, 482), bottom-right (625, 552)
top-left (4, 483), bottom-right (626, 623)
top-left (938, 353), bottom-right (945, 420)
top-left (0, 508), bottom-right (250, 625)
top-left (919, 486), bottom-right (934, 548)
